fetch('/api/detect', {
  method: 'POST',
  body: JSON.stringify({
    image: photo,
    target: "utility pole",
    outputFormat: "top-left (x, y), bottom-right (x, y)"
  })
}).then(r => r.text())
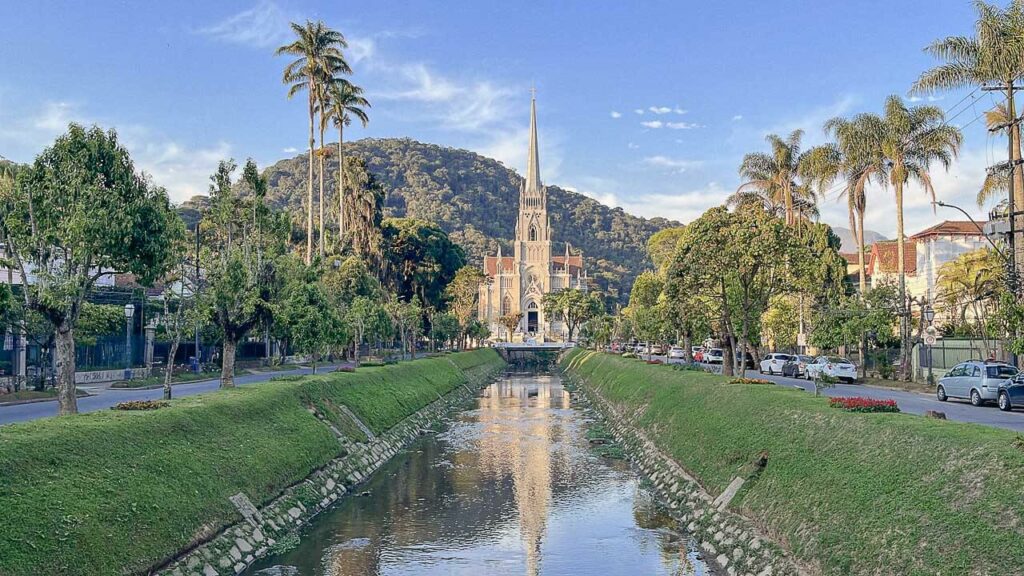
top-left (193, 220), bottom-right (201, 373)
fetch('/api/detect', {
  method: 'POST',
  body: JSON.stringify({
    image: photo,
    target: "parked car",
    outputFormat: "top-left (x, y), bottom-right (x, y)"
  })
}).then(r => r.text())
top-left (703, 348), bottom-right (724, 364)
top-left (650, 344), bottom-right (664, 355)
top-left (998, 372), bottom-right (1024, 411)
top-left (781, 355), bottom-right (816, 378)
top-left (937, 360), bottom-right (1018, 407)
top-left (668, 346), bottom-right (686, 359)
top-left (759, 353), bottom-right (794, 375)
top-left (736, 350), bottom-right (756, 369)
top-left (693, 349), bottom-right (704, 362)
top-left (635, 342), bottom-right (648, 354)
top-left (805, 356), bottom-right (858, 382)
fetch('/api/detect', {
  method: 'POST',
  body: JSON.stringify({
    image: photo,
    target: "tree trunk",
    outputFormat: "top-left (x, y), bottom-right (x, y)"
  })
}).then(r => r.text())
top-left (312, 350), bottom-right (318, 374)
top-left (221, 337), bottom-right (237, 388)
top-left (306, 92), bottom-right (315, 265)
top-left (354, 331), bottom-right (361, 366)
top-left (895, 180), bottom-right (910, 380)
top-left (318, 122), bottom-right (326, 258)
top-left (338, 124), bottom-right (345, 248)
top-left (857, 206), bottom-right (868, 378)
top-left (683, 332), bottom-right (692, 363)
top-left (54, 324), bottom-right (78, 415)
top-left (164, 338), bottom-right (180, 400)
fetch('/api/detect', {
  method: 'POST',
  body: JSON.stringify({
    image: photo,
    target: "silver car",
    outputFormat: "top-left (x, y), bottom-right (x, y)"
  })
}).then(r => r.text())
top-left (937, 361), bottom-right (1018, 406)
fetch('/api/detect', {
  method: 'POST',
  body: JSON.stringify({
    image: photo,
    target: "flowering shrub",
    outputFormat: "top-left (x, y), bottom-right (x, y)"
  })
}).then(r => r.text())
top-left (112, 400), bottom-right (170, 411)
top-left (729, 377), bottom-right (774, 385)
top-left (829, 397), bottom-right (899, 413)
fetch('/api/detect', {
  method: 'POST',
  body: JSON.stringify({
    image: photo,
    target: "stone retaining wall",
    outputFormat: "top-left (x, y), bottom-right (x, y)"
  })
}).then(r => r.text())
top-left (158, 363), bottom-right (503, 576)
top-left (566, 373), bottom-right (802, 576)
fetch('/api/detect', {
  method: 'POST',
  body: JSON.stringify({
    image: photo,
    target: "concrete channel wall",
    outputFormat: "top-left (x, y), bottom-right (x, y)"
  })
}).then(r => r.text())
top-left (158, 361), bottom-right (505, 576)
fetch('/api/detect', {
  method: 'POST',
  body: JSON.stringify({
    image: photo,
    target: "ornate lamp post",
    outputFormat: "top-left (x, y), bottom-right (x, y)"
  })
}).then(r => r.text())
top-left (123, 303), bottom-right (135, 381)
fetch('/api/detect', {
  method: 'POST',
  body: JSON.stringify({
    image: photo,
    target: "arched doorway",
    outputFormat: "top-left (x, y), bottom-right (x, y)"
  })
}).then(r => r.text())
top-left (526, 300), bottom-right (539, 333)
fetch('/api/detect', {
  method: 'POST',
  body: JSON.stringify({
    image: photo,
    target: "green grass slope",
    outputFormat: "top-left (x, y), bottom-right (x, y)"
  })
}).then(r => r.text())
top-left (562, 350), bottom-right (1024, 576)
top-left (0, 349), bottom-right (503, 576)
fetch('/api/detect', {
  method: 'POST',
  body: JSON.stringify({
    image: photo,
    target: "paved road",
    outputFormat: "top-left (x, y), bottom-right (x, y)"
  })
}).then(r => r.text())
top-left (652, 356), bottom-right (1024, 433)
top-left (0, 365), bottom-right (341, 426)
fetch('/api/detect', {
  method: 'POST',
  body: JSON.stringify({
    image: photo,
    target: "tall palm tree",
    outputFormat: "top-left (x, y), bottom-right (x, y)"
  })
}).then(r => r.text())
top-left (733, 130), bottom-right (825, 227)
top-left (842, 95), bottom-right (963, 379)
top-left (322, 80), bottom-right (370, 249)
top-left (913, 0), bottom-right (1024, 265)
top-left (978, 102), bottom-right (1013, 207)
top-left (276, 20), bottom-right (350, 264)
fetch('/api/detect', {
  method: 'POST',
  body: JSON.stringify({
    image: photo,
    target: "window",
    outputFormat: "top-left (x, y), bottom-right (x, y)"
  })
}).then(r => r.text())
top-left (501, 295), bottom-right (512, 316)
top-left (972, 366), bottom-right (981, 378)
top-left (987, 365), bottom-right (1018, 379)
top-left (527, 301), bottom-right (538, 310)
top-left (529, 226), bottom-right (538, 241)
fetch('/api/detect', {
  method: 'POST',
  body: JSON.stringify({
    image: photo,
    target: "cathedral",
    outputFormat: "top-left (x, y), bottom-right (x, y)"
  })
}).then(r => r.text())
top-left (478, 95), bottom-right (587, 342)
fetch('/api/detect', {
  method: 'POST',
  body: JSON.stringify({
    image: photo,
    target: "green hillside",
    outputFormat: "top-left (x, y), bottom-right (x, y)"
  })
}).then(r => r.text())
top-left (258, 138), bottom-right (678, 300)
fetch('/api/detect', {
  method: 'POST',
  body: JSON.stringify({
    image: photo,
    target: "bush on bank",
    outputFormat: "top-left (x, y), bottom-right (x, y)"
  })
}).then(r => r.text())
top-left (562, 350), bottom-right (1024, 576)
top-left (0, 349), bottom-right (504, 576)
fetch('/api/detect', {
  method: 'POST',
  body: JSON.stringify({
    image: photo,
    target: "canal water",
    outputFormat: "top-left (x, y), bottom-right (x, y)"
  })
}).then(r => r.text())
top-left (247, 372), bottom-right (714, 576)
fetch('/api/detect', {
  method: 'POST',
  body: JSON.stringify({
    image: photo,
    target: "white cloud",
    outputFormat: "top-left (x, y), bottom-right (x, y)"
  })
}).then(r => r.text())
top-left (641, 155), bottom-right (703, 173)
top-left (282, 147), bottom-right (298, 153)
top-left (125, 136), bottom-right (232, 203)
top-left (196, 1), bottom-right (293, 48)
top-left (634, 108), bottom-right (645, 115)
top-left (732, 114), bottom-right (743, 121)
top-left (649, 106), bottom-right (672, 114)
top-left (347, 36), bottom-right (376, 64)
top-left (666, 121), bottom-right (701, 130)
top-left (928, 95), bottom-right (945, 102)
top-left (641, 120), bottom-right (663, 129)
top-left (627, 142), bottom-right (639, 149)
top-left (610, 111), bottom-right (622, 119)
top-left (33, 101), bottom-right (76, 132)
top-left (908, 96), bottom-right (923, 103)
top-left (674, 107), bottom-right (687, 115)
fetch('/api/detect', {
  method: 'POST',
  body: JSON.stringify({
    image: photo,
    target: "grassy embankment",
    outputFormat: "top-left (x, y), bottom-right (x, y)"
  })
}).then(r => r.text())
top-left (563, 350), bottom-right (1024, 576)
top-left (0, 349), bottom-right (503, 576)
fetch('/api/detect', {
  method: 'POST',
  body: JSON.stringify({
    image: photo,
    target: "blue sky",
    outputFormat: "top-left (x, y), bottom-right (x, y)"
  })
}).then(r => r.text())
top-left (0, 0), bottom-right (1001, 237)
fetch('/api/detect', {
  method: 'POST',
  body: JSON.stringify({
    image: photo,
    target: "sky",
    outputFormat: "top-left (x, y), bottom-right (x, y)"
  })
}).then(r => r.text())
top-left (0, 0), bottom-right (1005, 238)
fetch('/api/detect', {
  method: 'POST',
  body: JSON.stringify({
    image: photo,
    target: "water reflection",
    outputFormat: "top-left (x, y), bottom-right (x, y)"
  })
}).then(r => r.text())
top-left (247, 373), bottom-right (713, 576)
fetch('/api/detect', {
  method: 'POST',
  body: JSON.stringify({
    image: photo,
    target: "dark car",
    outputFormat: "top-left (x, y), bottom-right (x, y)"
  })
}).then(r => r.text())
top-left (735, 350), bottom-right (755, 369)
top-left (998, 373), bottom-right (1024, 411)
top-left (782, 354), bottom-right (816, 378)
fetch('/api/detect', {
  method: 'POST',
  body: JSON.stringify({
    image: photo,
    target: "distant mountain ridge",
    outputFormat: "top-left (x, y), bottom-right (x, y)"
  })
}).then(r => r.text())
top-left (258, 137), bottom-right (680, 301)
top-left (831, 226), bottom-right (887, 253)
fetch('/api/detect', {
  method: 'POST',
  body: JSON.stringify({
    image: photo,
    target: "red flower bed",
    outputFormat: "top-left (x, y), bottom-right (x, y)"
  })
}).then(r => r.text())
top-left (829, 396), bottom-right (899, 413)
top-left (645, 359), bottom-right (664, 365)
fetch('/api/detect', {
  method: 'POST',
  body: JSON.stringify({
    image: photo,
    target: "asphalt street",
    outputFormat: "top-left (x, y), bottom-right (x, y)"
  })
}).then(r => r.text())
top-left (0, 364), bottom-right (341, 426)
top-left (652, 356), bottom-right (1024, 433)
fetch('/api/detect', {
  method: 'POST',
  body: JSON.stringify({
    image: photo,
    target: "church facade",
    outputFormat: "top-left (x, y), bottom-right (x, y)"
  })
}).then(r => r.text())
top-left (478, 96), bottom-right (587, 342)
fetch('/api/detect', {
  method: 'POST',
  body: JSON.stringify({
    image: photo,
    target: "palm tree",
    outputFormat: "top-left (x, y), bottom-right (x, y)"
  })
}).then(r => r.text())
top-left (733, 130), bottom-right (828, 227)
top-left (978, 102), bottom-right (1013, 207)
top-left (913, 0), bottom-right (1024, 264)
top-left (322, 80), bottom-right (370, 249)
top-left (841, 95), bottom-right (963, 379)
top-left (276, 20), bottom-right (350, 264)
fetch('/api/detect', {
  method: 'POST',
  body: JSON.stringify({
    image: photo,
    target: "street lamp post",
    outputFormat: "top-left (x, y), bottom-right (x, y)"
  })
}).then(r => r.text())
top-left (924, 304), bottom-right (936, 384)
top-left (123, 303), bottom-right (135, 381)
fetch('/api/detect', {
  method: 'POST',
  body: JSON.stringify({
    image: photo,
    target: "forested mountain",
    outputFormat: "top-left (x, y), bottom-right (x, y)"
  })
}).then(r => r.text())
top-left (831, 226), bottom-right (887, 253)
top-left (258, 138), bottom-right (679, 301)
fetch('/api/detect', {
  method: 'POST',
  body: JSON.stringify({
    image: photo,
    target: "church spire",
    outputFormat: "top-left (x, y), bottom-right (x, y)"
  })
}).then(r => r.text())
top-left (524, 89), bottom-right (542, 197)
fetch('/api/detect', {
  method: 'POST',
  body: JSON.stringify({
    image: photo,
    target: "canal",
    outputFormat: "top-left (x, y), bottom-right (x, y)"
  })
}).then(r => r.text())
top-left (247, 371), bottom-right (714, 576)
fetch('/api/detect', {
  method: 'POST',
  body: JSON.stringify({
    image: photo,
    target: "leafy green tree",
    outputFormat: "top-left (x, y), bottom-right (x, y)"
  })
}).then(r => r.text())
top-left (199, 160), bottom-right (285, 388)
top-left (281, 279), bottom-right (344, 373)
top-left (277, 20), bottom-right (350, 263)
top-left (646, 227), bottom-right (686, 272)
top-left (839, 96), bottom-right (962, 378)
top-left (542, 288), bottom-right (602, 342)
top-left (322, 80), bottom-right (370, 246)
top-left (158, 235), bottom-right (198, 399)
top-left (446, 266), bottom-right (486, 348)
top-left (498, 312), bottom-right (523, 342)
top-left (429, 311), bottom-right (460, 350)
top-left (344, 157), bottom-right (385, 264)
top-left (382, 218), bottom-right (466, 309)
top-left (322, 255), bottom-right (380, 304)
top-left (761, 295), bottom-right (799, 351)
top-left (0, 125), bottom-right (181, 413)
top-left (386, 297), bottom-right (422, 360)
top-left (629, 270), bottom-right (664, 309)
top-left (937, 248), bottom-right (1003, 355)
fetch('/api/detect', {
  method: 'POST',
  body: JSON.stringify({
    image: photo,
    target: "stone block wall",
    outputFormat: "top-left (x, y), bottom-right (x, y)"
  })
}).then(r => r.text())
top-left (566, 373), bottom-right (802, 576)
top-left (158, 364), bottom-right (503, 576)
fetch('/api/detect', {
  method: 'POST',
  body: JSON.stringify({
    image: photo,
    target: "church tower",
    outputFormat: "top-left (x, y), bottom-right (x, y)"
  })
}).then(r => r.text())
top-left (514, 92), bottom-right (552, 272)
top-left (479, 92), bottom-right (586, 342)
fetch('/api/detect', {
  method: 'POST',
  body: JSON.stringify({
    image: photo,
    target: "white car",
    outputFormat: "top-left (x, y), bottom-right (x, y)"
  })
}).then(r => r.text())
top-left (668, 346), bottom-right (686, 359)
top-left (759, 353), bottom-right (794, 375)
top-left (703, 348), bottom-right (724, 364)
top-left (806, 356), bottom-right (857, 382)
